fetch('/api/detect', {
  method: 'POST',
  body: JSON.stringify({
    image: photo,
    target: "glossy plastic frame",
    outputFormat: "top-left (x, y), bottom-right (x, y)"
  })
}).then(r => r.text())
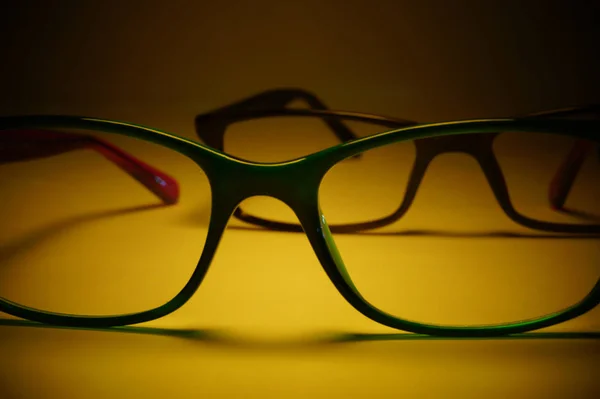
top-left (0, 128), bottom-right (179, 204)
top-left (1, 115), bottom-right (599, 337)
top-left (195, 89), bottom-right (600, 234)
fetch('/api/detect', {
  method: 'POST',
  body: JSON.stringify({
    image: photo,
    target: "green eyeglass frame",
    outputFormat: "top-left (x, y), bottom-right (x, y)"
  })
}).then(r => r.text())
top-left (1, 115), bottom-right (599, 337)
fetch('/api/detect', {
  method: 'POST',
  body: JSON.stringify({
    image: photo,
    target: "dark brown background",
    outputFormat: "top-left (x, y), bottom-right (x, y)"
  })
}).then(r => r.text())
top-left (1, 0), bottom-right (599, 129)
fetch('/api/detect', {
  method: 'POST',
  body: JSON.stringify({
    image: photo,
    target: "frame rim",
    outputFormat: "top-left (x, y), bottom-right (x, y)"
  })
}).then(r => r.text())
top-left (0, 115), bottom-right (598, 337)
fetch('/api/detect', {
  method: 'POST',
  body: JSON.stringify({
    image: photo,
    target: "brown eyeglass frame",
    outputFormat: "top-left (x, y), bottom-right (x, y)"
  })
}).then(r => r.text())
top-left (195, 88), bottom-right (600, 234)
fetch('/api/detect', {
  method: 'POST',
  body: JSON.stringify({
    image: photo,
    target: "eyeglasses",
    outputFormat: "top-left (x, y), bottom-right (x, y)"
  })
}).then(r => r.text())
top-left (195, 88), bottom-right (600, 234)
top-left (0, 109), bottom-right (598, 337)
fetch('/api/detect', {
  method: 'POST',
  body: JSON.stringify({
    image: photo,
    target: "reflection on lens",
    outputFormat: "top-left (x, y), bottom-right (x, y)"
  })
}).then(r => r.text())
top-left (0, 128), bottom-right (211, 316)
top-left (321, 131), bottom-right (599, 326)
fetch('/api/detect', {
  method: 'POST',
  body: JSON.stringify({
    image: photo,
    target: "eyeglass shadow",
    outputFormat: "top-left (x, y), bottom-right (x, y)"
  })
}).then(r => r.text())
top-left (228, 225), bottom-right (600, 240)
top-left (1, 319), bottom-right (598, 350)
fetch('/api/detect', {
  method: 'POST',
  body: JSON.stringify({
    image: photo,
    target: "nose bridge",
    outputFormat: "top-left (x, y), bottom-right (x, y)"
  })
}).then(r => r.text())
top-left (210, 157), bottom-right (322, 210)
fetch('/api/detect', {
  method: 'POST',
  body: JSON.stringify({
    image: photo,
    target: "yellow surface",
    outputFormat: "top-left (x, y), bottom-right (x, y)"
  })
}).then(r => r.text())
top-left (1, 219), bottom-right (600, 398)
top-left (2, 1), bottom-right (600, 397)
top-left (1, 130), bottom-right (599, 398)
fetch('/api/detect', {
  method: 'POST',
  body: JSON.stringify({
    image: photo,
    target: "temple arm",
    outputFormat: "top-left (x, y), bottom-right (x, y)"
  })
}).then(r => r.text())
top-left (525, 105), bottom-right (600, 211)
top-left (548, 139), bottom-right (596, 210)
top-left (0, 129), bottom-right (179, 204)
top-left (194, 88), bottom-right (359, 150)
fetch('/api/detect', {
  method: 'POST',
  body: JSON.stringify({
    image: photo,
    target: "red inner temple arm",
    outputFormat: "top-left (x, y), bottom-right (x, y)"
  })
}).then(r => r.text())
top-left (0, 129), bottom-right (179, 205)
top-left (548, 139), bottom-right (594, 210)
